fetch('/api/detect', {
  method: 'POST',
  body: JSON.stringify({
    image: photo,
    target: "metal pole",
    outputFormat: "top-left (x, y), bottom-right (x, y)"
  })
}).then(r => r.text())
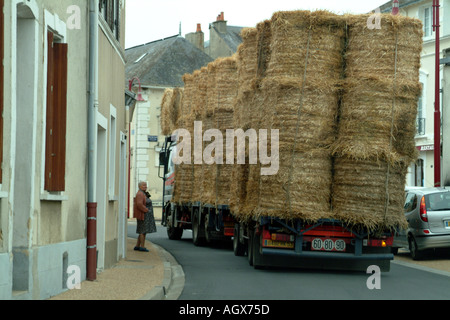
top-left (87, 0), bottom-right (99, 281)
top-left (433, 0), bottom-right (441, 187)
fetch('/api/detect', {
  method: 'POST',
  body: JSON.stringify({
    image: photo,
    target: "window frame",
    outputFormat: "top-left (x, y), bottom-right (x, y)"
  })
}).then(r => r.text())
top-left (41, 11), bottom-right (68, 200)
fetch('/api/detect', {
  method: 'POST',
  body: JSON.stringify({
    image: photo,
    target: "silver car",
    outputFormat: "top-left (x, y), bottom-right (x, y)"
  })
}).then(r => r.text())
top-left (393, 188), bottom-right (450, 260)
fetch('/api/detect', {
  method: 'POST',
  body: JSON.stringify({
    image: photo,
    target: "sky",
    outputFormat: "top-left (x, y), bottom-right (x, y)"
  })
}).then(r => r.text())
top-left (125, 0), bottom-right (391, 49)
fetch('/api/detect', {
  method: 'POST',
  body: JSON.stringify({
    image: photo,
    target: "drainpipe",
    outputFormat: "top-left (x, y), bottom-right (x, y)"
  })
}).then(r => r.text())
top-left (87, 0), bottom-right (99, 281)
top-left (433, 0), bottom-right (441, 187)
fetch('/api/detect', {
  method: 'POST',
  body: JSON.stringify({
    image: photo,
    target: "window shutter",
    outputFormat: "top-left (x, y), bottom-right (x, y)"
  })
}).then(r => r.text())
top-left (0, 0), bottom-right (4, 183)
top-left (52, 42), bottom-right (68, 191)
top-left (45, 31), bottom-right (68, 192)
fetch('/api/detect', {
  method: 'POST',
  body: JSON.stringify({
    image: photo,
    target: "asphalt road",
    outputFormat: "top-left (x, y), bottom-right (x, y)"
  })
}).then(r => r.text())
top-left (129, 223), bottom-right (450, 300)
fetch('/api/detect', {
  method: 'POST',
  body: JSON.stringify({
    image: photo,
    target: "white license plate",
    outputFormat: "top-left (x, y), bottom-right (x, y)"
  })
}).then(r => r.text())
top-left (311, 238), bottom-right (346, 252)
top-left (446, 221), bottom-right (450, 228)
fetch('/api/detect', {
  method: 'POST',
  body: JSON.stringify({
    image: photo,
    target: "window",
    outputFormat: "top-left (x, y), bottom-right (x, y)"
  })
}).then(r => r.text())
top-left (416, 82), bottom-right (425, 135)
top-left (99, 0), bottom-right (121, 41)
top-left (415, 159), bottom-right (424, 187)
top-left (109, 105), bottom-right (117, 198)
top-left (424, 7), bottom-right (432, 37)
top-left (44, 31), bottom-right (68, 192)
top-left (404, 193), bottom-right (417, 213)
top-left (0, 0), bottom-right (4, 184)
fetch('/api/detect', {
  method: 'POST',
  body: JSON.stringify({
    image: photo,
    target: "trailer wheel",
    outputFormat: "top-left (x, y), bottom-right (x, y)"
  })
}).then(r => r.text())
top-left (247, 227), bottom-right (254, 266)
top-left (167, 226), bottom-right (183, 240)
top-left (233, 224), bottom-right (245, 256)
top-left (192, 208), bottom-right (205, 246)
top-left (252, 228), bottom-right (263, 269)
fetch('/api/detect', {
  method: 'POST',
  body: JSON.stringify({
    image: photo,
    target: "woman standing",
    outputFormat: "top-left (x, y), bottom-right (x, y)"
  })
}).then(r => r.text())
top-left (134, 181), bottom-right (157, 252)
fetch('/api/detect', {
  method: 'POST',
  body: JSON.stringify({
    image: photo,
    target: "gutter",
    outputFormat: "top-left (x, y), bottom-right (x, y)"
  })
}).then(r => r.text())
top-left (87, 0), bottom-right (98, 281)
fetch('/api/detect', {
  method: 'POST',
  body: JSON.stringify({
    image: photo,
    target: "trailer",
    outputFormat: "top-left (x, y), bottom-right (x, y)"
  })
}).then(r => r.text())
top-left (159, 136), bottom-right (394, 272)
top-left (234, 217), bottom-right (394, 272)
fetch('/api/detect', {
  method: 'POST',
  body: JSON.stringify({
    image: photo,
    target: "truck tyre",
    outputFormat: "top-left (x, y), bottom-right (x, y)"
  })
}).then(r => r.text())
top-left (167, 226), bottom-right (183, 240)
top-left (252, 228), bottom-right (263, 269)
top-left (192, 208), bottom-right (205, 246)
top-left (233, 223), bottom-right (245, 256)
top-left (247, 228), bottom-right (254, 266)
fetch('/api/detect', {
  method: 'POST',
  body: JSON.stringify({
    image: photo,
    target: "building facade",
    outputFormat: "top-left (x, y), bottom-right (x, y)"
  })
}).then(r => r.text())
top-left (380, 0), bottom-right (450, 187)
top-left (0, 0), bottom-right (127, 300)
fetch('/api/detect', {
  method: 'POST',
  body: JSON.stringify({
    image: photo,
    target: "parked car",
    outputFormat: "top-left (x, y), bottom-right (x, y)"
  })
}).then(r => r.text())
top-left (393, 188), bottom-right (450, 260)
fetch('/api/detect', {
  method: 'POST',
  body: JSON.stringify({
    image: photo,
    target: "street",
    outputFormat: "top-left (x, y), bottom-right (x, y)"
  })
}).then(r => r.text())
top-left (128, 222), bottom-right (450, 300)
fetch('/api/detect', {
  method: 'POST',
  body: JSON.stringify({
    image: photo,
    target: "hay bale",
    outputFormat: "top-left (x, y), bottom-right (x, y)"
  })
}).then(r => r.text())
top-left (332, 14), bottom-right (423, 165)
top-left (332, 158), bottom-right (409, 231)
top-left (212, 56), bottom-right (238, 206)
top-left (255, 149), bottom-right (333, 221)
top-left (161, 88), bottom-right (174, 136)
top-left (266, 10), bottom-right (346, 82)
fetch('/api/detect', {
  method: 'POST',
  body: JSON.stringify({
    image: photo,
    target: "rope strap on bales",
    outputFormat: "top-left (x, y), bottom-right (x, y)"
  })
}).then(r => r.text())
top-left (384, 31), bottom-right (400, 222)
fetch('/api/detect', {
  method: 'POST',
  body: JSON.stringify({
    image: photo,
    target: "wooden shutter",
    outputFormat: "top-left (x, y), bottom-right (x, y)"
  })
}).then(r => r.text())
top-left (0, 0), bottom-right (4, 183)
top-left (45, 31), bottom-right (68, 192)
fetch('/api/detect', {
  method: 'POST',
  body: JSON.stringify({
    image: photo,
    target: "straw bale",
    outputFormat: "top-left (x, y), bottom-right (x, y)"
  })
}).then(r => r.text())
top-left (170, 87), bottom-right (184, 131)
top-left (237, 27), bottom-right (258, 90)
top-left (332, 157), bottom-right (409, 231)
top-left (332, 14), bottom-right (423, 165)
top-left (247, 149), bottom-right (333, 221)
top-left (266, 10), bottom-right (346, 82)
top-left (160, 88), bottom-right (174, 136)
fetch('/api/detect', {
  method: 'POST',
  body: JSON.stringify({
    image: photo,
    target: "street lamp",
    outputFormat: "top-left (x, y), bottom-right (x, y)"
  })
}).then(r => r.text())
top-left (128, 76), bottom-right (146, 102)
top-left (392, 0), bottom-right (399, 15)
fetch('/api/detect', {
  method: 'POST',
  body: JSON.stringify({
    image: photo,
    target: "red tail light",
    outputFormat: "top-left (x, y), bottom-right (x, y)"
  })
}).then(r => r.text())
top-left (420, 196), bottom-right (428, 222)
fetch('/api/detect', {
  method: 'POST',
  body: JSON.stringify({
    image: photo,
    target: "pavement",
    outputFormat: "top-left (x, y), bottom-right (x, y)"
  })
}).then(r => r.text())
top-left (49, 221), bottom-right (185, 300)
top-left (48, 221), bottom-right (450, 300)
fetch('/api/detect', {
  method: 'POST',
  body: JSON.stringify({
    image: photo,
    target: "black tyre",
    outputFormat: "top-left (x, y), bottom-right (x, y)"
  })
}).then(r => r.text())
top-left (233, 224), bottom-right (245, 256)
top-left (192, 209), bottom-right (205, 246)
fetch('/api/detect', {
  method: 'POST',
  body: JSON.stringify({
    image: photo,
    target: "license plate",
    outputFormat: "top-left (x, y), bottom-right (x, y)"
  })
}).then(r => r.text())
top-left (263, 239), bottom-right (294, 249)
top-left (446, 221), bottom-right (450, 228)
top-left (311, 238), bottom-right (346, 252)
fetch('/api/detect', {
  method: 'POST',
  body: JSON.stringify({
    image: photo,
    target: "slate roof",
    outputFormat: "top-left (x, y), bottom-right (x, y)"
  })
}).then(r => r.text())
top-left (125, 35), bottom-right (214, 88)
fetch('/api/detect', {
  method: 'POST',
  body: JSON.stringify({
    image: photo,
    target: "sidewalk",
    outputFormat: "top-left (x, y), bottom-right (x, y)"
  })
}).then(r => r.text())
top-left (49, 237), bottom-right (184, 300)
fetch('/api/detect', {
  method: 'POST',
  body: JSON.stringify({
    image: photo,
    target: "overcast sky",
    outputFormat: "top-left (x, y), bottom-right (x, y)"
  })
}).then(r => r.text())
top-left (125, 0), bottom-right (391, 49)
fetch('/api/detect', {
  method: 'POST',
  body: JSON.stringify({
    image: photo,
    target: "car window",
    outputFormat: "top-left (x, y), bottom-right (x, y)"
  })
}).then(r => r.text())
top-left (426, 192), bottom-right (450, 211)
top-left (404, 193), bottom-right (417, 213)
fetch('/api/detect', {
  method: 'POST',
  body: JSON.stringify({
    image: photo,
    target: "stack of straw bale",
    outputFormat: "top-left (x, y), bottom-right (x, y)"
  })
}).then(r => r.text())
top-left (160, 88), bottom-right (184, 136)
top-left (161, 88), bottom-right (174, 136)
top-left (250, 11), bottom-right (345, 222)
top-left (212, 56), bottom-right (239, 206)
top-left (200, 61), bottom-right (218, 204)
top-left (240, 20), bottom-right (272, 219)
top-left (191, 68), bottom-right (208, 203)
top-left (163, 10), bottom-right (423, 232)
top-left (172, 74), bottom-right (195, 204)
top-left (230, 27), bottom-right (258, 216)
top-left (331, 14), bottom-right (423, 231)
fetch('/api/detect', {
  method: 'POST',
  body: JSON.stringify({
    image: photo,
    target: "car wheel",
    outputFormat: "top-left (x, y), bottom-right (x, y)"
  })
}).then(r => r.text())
top-left (409, 236), bottom-right (423, 260)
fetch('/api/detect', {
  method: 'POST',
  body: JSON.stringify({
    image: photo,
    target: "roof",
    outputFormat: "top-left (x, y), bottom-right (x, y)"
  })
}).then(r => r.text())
top-left (125, 36), bottom-right (214, 88)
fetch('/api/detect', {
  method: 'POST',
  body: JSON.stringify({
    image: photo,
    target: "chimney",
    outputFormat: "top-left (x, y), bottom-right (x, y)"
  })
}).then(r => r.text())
top-left (213, 12), bottom-right (227, 33)
top-left (217, 12), bottom-right (225, 21)
top-left (185, 23), bottom-right (204, 52)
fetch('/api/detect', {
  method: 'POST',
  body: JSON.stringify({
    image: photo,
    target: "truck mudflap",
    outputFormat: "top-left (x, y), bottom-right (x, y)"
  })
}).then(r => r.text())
top-left (251, 218), bottom-right (394, 272)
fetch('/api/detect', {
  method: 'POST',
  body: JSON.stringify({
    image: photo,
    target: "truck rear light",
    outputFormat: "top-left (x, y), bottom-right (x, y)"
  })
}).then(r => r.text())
top-left (420, 196), bottom-right (428, 222)
top-left (366, 236), bottom-right (393, 247)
